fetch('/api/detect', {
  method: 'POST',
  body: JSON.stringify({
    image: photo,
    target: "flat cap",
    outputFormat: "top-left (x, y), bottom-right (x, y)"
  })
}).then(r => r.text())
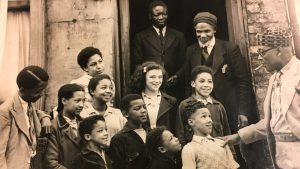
top-left (193, 12), bottom-right (217, 28)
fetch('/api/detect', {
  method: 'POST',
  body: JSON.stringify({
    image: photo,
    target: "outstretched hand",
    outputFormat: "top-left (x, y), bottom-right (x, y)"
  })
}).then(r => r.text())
top-left (218, 134), bottom-right (241, 147)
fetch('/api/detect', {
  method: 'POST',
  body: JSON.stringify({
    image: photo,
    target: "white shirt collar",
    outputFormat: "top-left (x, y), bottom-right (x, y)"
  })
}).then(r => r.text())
top-left (192, 134), bottom-right (215, 144)
top-left (193, 95), bottom-right (213, 105)
top-left (198, 36), bottom-right (216, 54)
top-left (18, 94), bottom-right (28, 112)
top-left (153, 26), bottom-right (167, 37)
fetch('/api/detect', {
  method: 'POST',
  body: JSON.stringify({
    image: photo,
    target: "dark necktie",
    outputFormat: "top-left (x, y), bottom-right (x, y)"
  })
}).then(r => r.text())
top-left (27, 103), bottom-right (37, 152)
top-left (159, 28), bottom-right (164, 46)
top-left (201, 46), bottom-right (209, 61)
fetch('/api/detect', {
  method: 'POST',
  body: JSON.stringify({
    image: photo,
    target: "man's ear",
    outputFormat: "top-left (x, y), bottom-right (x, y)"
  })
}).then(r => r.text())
top-left (191, 81), bottom-right (195, 88)
top-left (276, 46), bottom-right (282, 56)
top-left (158, 146), bottom-right (167, 153)
top-left (90, 89), bottom-right (95, 97)
top-left (84, 134), bottom-right (91, 141)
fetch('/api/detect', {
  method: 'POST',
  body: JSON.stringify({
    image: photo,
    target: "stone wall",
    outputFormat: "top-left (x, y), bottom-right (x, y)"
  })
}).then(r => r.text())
top-left (245, 0), bottom-right (290, 118)
top-left (45, 0), bottom-right (118, 112)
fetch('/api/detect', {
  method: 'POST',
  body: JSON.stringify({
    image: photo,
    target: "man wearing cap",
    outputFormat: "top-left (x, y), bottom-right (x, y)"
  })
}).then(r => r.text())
top-left (132, 0), bottom-right (186, 100)
top-left (222, 28), bottom-right (300, 169)
top-left (0, 66), bottom-right (51, 169)
top-left (184, 12), bottom-right (256, 133)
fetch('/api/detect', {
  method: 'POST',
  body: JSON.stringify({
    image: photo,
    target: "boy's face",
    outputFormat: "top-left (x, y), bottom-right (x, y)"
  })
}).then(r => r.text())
top-left (126, 99), bottom-right (148, 124)
top-left (188, 108), bottom-right (212, 136)
top-left (160, 130), bottom-right (181, 153)
top-left (86, 120), bottom-right (109, 147)
top-left (62, 91), bottom-right (85, 116)
top-left (91, 79), bottom-right (113, 103)
top-left (191, 72), bottom-right (213, 98)
top-left (20, 82), bottom-right (47, 103)
top-left (145, 69), bottom-right (163, 93)
top-left (84, 54), bottom-right (104, 77)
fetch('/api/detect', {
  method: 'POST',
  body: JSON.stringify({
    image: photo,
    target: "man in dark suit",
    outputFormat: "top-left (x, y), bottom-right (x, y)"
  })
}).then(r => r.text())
top-left (184, 12), bottom-right (263, 169)
top-left (132, 0), bottom-right (186, 100)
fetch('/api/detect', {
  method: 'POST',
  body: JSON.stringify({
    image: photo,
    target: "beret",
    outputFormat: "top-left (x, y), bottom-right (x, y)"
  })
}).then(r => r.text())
top-left (193, 12), bottom-right (217, 28)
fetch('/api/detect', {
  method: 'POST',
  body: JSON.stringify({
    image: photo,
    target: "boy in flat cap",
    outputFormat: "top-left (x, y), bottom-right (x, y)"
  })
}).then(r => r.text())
top-left (223, 27), bottom-right (300, 169)
top-left (132, 0), bottom-right (186, 101)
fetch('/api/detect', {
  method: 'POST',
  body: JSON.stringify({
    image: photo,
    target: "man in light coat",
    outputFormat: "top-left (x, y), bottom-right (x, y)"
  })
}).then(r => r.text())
top-left (0, 66), bottom-right (51, 169)
top-left (222, 28), bottom-right (300, 169)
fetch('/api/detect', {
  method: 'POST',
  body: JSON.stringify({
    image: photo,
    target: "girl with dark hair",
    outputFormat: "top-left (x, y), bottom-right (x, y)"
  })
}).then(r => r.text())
top-left (129, 61), bottom-right (178, 134)
top-left (44, 84), bottom-right (85, 169)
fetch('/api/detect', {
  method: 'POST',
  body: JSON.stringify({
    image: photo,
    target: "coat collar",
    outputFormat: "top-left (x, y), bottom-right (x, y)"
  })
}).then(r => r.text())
top-left (56, 114), bottom-right (81, 145)
top-left (11, 93), bottom-right (31, 141)
top-left (157, 92), bottom-right (176, 120)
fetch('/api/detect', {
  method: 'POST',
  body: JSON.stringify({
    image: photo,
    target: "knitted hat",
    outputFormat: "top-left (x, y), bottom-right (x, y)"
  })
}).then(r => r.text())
top-left (256, 27), bottom-right (292, 47)
top-left (193, 12), bottom-right (217, 28)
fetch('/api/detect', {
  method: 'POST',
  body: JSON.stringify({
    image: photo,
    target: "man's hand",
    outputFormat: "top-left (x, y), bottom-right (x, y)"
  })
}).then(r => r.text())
top-left (219, 134), bottom-right (241, 147)
top-left (41, 117), bottom-right (52, 135)
top-left (238, 115), bottom-right (248, 129)
top-left (166, 75), bottom-right (178, 86)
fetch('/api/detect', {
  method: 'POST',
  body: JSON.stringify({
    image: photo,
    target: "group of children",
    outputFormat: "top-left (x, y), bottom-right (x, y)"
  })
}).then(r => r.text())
top-left (0, 45), bottom-right (240, 169)
top-left (38, 46), bottom-right (239, 169)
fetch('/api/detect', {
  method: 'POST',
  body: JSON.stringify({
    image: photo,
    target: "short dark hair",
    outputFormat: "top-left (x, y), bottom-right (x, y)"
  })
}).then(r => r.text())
top-left (78, 115), bottom-right (106, 141)
top-left (57, 83), bottom-right (84, 113)
top-left (77, 47), bottom-right (102, 70)
top-left (184, 100), bottom-right (207, 121)
top-left (88, 74), bottom-right (112, 96)
top-left (129, 61), bottom-right (167, 94)
top-left (148, 0), bottom-right (167, 14)
top-left (146, 126), bottom-right (166, 155)
top-left (16, 65), bottom-right (49, 89)
top-left (120, 94), bottom-right (143, 112)
top-left (191, 65), bottom-right (213, 81)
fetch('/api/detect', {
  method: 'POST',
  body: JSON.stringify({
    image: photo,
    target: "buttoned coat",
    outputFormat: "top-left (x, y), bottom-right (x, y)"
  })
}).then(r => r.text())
top-left (0, 94), bottom-right (47, 169)
top-left (44, 114), bottom-right (81, 169)
top-left (184, 39), bottom-right (256, 132)
top-left (238, 57), bottom-right (300, 168)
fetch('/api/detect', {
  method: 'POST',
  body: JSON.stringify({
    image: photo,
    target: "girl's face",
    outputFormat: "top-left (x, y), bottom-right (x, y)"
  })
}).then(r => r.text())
top-left (145, 69), bottom-right (163, 93)
top-left (84, 54), bottom-right (104, 77)
top-left (88, 120), bottom-right (109, 147)
top-left (62, 91), bottom-right (85, 116)
top-left (188, 108), bottom-right (213, 137)
top-left (91, 79), bottom-right (113, 103)
top-left (191, 72), bottom-right (213, 99)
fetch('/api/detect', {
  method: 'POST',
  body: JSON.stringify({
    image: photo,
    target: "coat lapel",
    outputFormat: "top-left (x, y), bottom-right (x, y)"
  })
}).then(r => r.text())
top-left (145, 28), bottom-right (162, 52)
top-left (264, 74), bottom-right (275, 123)
top-left (212, 40), bottom-right (225, 75)
top-left (57, 115), bottom-right (81, 146)
top-left (190, 44), bottom-right (202, 68)
top-left (281, 66), bottom-right (300, 116)
top-left (164, 28), bottom-right (175, 50)
top-left (157, 94), bottom-right (173, 120)
top-left (11, 94), bottom-right (31, 142)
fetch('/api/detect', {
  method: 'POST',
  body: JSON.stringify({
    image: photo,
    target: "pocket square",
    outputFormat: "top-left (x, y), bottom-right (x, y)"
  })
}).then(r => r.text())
top-left (221, 64), bottom-right (228, 74)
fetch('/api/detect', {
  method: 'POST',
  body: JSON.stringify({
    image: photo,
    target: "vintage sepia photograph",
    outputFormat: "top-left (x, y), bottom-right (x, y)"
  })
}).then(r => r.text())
top-left (1, 0), bottom-right (300, 169)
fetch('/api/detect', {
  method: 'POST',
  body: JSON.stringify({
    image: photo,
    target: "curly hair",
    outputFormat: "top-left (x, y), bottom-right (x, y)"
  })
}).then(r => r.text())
top-left (129, 61), bottom-right (168, 94)
top-left (183, 100), bottom-right (207, 123)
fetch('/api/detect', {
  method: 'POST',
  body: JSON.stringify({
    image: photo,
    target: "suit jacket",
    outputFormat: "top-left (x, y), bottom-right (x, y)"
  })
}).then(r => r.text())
top-left (184, 39), bottom-right (256, 132)
top-left (133, 27), bottom-right (186, 77)
top-left (44, 114), bottom-right (81, 169)
top-left (238, 57), bottom-right (300, 168)
top-left (0, 93), bottom-right (47, 169)
top-left (144, 92), bottom-right (177, 134)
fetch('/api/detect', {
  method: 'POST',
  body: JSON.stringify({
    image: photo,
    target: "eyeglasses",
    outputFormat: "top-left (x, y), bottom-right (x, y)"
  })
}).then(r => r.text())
top-left (257, 46), bottom-right (279, 59)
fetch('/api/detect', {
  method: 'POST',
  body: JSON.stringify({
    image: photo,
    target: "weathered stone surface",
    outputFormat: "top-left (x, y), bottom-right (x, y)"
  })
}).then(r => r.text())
top-left (45, 0), bottom-right (116, 111)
